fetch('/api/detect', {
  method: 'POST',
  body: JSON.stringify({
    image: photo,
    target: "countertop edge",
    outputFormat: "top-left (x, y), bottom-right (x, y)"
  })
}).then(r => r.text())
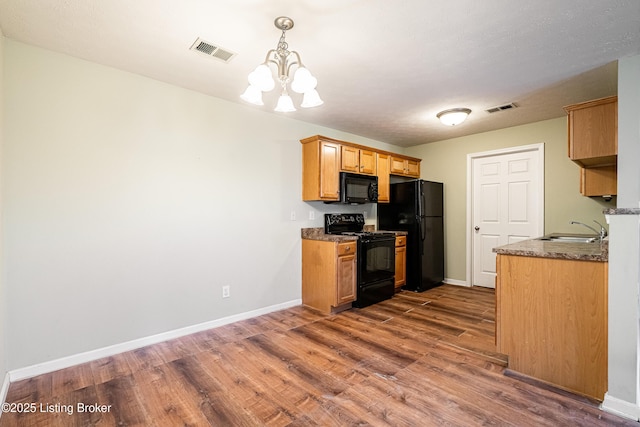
top-left (603, 208), bottom-right (640, 215)
top-left (493, 238), bottom-right (608, 262)
top-left (494, 247), bottom-right (607, 262)
top-left (301, 227), bottom-right (407, 242)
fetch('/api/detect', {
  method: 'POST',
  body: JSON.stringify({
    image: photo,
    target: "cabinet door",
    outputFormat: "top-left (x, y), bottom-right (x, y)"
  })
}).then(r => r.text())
top-left (336, 253), bottom-right (356, 305)
top-left (394, 245), bottom-right (406, 289)
top-left (377, 153), bottom-right (390, 203)
top-left (406, 160), bottom-right (420, 177)
top-left (359, 149), bottom-right (377, 175)
top-left (566, 96), bottom-right (617, 166)
top-left (319, 142), bottom-right (340, 200)
top-left (580, 165), bottom-right (617, 196)
top-left (340, 146), bottom-right (360, 173)
top-left (390, 157), bottom-right (406, 175)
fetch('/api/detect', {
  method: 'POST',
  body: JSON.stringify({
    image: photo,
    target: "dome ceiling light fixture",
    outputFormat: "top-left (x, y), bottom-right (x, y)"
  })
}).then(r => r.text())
top-left (437, 108), bottom-right (472, 126)
top-left (241, 16), bottom-right (322, 112)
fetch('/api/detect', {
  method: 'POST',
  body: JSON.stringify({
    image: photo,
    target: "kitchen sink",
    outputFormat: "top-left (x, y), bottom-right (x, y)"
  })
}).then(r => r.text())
top-left (537, 233), bottom-right (598, 243)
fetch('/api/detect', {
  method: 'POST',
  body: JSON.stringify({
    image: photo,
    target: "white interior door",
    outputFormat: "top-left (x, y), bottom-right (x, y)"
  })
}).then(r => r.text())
top-left (469, 145), bottom-right (544, 288)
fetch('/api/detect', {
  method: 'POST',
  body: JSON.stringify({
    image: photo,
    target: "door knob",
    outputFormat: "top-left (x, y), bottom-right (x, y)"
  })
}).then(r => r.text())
top-left (474, 226), bottom-right (480, 231)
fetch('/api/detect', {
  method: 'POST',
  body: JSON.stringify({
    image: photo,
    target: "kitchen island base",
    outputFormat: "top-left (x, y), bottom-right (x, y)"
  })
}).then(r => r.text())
top-left (496, 254), bottom-right (607, 401)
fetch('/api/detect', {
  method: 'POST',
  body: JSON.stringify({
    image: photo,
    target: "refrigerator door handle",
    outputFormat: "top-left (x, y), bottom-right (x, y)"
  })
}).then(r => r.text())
top-left (418, 182), bottom-right (426, 244)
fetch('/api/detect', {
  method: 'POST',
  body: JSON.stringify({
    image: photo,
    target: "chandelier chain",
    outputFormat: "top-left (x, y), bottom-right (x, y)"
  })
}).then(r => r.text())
top-left (276, 30), bottom-right (290, 60)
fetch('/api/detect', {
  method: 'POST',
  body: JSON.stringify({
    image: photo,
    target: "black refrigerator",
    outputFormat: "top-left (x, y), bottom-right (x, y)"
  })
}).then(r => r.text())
top-left (378, 180), bottom-right (444, 292)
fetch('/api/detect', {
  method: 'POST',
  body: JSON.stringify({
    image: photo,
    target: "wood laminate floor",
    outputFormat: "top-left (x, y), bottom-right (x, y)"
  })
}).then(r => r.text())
top-left (1, 284), bottom-right (635, 426)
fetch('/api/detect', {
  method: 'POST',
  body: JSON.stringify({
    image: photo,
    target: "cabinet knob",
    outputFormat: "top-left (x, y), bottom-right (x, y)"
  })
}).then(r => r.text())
top-left (346, 246), bottom-right (351, 251)
top-left (475, 226), bottom-right (480, 231)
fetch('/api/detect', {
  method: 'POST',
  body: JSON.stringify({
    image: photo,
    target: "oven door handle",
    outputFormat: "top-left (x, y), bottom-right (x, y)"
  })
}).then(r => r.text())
top-left (361, 237), bottom-right (395, 245)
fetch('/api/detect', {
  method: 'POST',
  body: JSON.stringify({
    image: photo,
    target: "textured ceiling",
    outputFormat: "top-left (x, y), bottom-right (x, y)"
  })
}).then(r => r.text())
top-left (0, 0), bottom-right (638, 147)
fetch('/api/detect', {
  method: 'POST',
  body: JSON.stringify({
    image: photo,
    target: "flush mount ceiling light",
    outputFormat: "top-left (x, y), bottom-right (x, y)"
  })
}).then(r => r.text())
top-left (241, 16), bottom-right (322, 112)
top-left (437, 108), bottom-right (472, 126)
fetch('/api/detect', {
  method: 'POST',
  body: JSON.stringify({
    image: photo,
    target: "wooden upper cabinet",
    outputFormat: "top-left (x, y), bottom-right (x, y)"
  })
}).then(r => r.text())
top-left (301, 135), bottom-right (421, 202)
top-left (360, 150), bottom-right (377, 175)
top-left (390, 156), bottom-right (420, 178)
top-left (301, 137), bottom-right (340, 201)
top-left (564, 96), bottom-right (617, 167)
top-left (390, 156), bottom-right (406, 175)
top-left (406, 159), bottom-right (420, 177)
top-left (376, 153), bottom-right (390, 203)
top-left (580, 165), bottom-right (617, 197)
top-left (341, 146), bottom-right (376, 175)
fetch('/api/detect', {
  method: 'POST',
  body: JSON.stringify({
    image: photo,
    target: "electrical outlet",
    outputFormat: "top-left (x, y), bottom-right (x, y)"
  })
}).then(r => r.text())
top-left (222, 285), bottom-right (230, 298)
top-left (309, 211), bottom-right (315, 220)
top-left (290, 211), bottom-right (296, 221)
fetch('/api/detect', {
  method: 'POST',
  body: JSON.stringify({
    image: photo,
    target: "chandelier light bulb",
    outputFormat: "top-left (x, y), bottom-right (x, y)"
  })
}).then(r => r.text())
top-left (291, 67), bottom-right (317, 94)
top-left (301, 89), bottom-right (324, 108)
top-left (275, 93), bottom-right (296, 112)
top-left (240, 84), bottom-right (264, 105)
top-left (248, 64), bottom-right (275, 92)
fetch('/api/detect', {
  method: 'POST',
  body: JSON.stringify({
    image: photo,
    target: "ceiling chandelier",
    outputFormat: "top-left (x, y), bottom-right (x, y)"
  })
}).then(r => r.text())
top-left (437, 108), bottom-right (471, 126)
top-left (241, 16), bottom-right (323, 112)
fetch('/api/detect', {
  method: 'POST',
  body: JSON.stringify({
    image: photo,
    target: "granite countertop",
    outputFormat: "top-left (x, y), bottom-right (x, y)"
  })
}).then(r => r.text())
top-left (493, 237), bottom-right (608, 262)
top-left (301, 227), bottom-right (358, 242)
top-left (301, 227), bottom-right (407, 241)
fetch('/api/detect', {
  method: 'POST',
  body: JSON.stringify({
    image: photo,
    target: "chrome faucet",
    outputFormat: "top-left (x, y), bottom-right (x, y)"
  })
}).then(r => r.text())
top-left (570, 220), bottom-right (608, 241)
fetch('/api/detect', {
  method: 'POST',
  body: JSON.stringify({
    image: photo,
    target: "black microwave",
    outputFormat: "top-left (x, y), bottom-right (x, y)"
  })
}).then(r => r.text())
top-left (340, 172), bottom-right (378, 204)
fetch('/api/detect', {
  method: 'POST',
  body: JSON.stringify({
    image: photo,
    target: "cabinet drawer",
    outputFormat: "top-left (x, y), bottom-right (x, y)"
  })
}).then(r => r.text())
top-left (395, 236), bottom-right (406, 247)
top-left (337, 241), bottom-right (357, 256)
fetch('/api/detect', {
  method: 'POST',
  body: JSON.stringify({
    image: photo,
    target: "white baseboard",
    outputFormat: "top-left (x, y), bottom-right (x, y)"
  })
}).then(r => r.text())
top-left (8, 299), bottom-right (302, 382)
top-left (0, 372), bottom-right (10, 413)
top-left (601, 392), bottom-right (640, 421)
top-left (444, 278), bottom-right (469, 287)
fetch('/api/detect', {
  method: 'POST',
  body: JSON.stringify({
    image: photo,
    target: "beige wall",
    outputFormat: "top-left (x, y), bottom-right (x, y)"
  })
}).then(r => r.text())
top-left (406, 118), bottom-right (615, 283)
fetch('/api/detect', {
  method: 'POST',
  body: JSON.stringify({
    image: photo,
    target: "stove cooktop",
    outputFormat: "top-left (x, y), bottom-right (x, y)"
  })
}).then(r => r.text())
top-left (339, 231), bottom-right (396, 238)
top-left (324, 213), bottom-right (396, 240)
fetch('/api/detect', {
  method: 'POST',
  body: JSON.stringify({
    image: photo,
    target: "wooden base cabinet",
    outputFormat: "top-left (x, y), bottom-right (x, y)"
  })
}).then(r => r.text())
top-left (394, 236), bottom-right (407, 290)
top-left (302, 239), bottom-right (357, 314)
top-left (496, 254), bottom-right (607, 401)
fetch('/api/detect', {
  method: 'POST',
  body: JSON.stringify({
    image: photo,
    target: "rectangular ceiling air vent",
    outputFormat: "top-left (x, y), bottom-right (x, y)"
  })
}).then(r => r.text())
top-left (485, 102), bottom-right (518, 114)
top-left (190, 38), bottom-right (236, 63)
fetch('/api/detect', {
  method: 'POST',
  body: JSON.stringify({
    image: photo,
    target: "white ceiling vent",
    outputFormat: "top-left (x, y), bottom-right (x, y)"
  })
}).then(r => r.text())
top-left (190, 38), bottom-right (236, 63)
top-left (485, 102), bottom-right (518, 114)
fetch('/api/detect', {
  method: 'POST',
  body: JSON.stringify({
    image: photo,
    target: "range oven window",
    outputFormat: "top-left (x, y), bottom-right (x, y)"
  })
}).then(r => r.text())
top-left (359, 238), bottom-right (395, 284)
